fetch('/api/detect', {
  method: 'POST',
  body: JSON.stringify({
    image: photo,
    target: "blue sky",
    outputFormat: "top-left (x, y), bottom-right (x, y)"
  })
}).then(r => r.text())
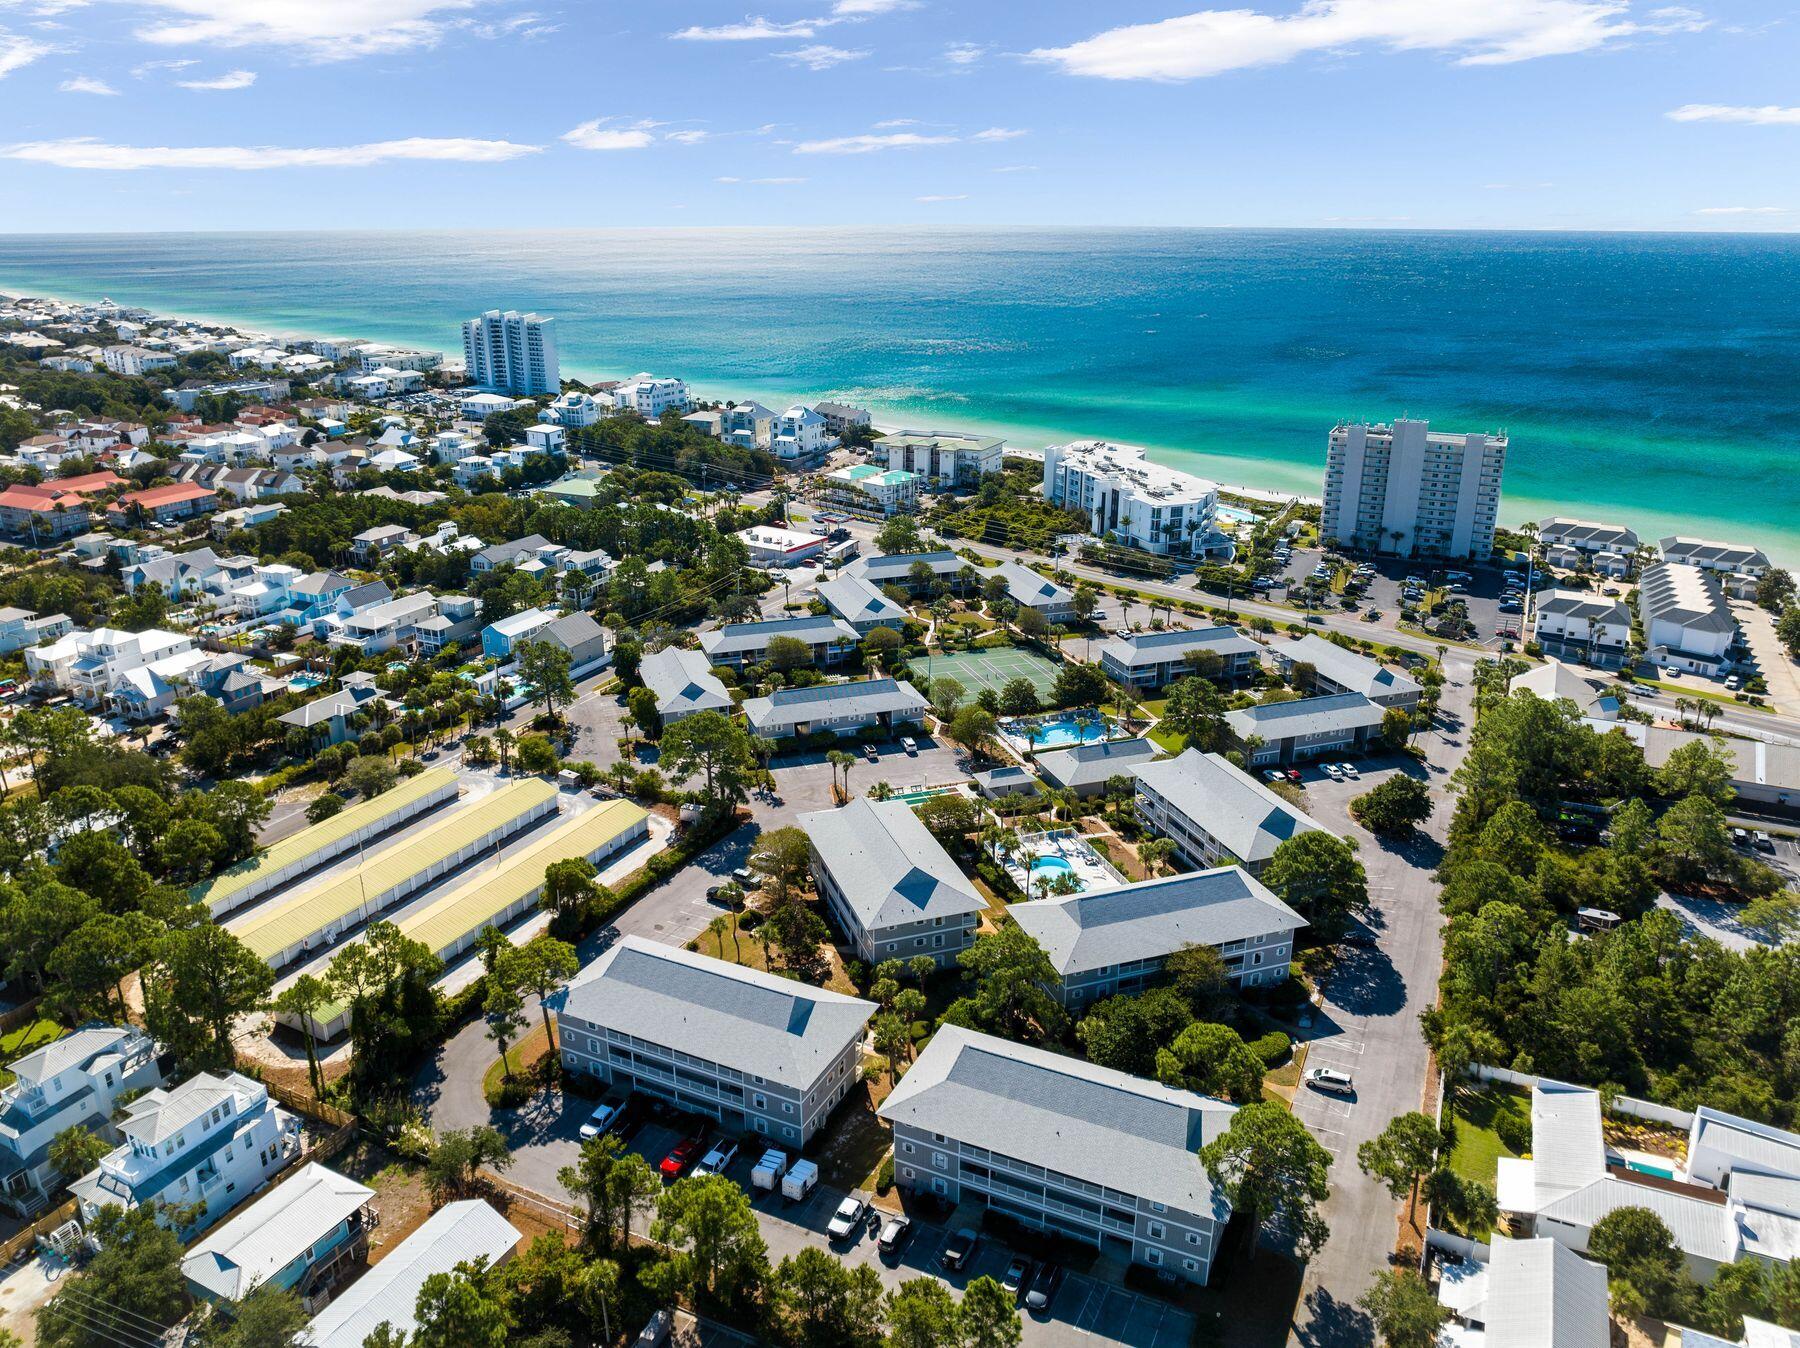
top-left (0, 0), bottom-right (1795, 231)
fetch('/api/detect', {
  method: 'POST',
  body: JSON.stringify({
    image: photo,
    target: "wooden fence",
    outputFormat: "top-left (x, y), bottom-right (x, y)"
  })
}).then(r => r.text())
top-left (0, 1199), bottom-right (77, 1268)
top-left (0, 998), bottom-right (46, 1038)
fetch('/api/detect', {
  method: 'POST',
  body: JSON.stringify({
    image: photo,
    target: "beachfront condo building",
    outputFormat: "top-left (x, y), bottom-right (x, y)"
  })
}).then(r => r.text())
top-left (1321, 419), bottom-right (1506, 560)
top-left (1042, 441), bottom-right (1224, 559)
top-left (462, 310), bottom-right (560, 397)
top-left (879, 429), bottom-right (1004, 487)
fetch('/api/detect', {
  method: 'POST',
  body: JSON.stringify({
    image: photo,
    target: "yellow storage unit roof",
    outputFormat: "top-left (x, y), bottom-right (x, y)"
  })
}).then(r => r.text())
top-left (400, 799), bottom-right (649, 958)
top-left (194, 768), bottom-right (459, 910)
top-left (235, 778), bottom-right (558, 961)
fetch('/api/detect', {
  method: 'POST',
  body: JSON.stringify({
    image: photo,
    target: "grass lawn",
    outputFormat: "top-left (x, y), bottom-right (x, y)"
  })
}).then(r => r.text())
top-left (1147, 725), bottom-right (1186, 754)
top-left (1444, 1085), bottom-right (1530, 1237)
top-left (1262, 1043), bottom-right (1309, 1106)
top-left (692, 910), bottom-right (858, 994)
top-left (0, 1019), bottom-right (64, 1087)
top-left (482, 1018), bottom-right (557, 1107)
top-left (1633, 678), bottom-right (1770, 711)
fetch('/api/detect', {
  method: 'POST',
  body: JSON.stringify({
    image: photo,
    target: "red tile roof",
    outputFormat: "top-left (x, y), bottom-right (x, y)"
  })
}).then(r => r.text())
top-left (112, 482), bottom-right (216, 510)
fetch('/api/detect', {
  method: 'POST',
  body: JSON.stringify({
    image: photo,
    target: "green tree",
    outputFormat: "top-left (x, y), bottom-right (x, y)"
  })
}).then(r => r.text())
top-left (36, 1204), bottom-right (187, 1348)
top-left (752, 825), bottom-right (814, 905)
top-left (346, 753), bottom-right (397, 798)
top-left (958, 1276), bottom-right (1023, 1348)
top-left (1154, 1021), bottom-right (1265, 1103)
top-left (1162, 677), bottom-right (1231, 752)
top-left (306, 791), bottom-right (346, 824)
top-left (516, 639), bottom-right (576, 725)
top-left (48, 1123), bottom-right (109, 1184)
top-left (1420, 1168), bottom-right (1499, 1236)
top-left (929, 676), bottom-right (968, 722)
top-left (1165, 943), bottom-right (1236, 1021)
top-left (205, 1283), bottom-right (310, 1348)
top-left (875, 515), bottom-right (925, 555)
top-left (542, 857), bottom-right (598, 924)
top-left (765, 634), bottom-right (813, 673)
top-left (143, 921), bottom-right (275, 1071)
top-left (1358, 1268), bottom-right (1449, 1348)
top-left (1378, 705), bottom-right (1415, 751)
top-left (425, 1127), bottom-right (514, 1204)
top-left (327, 921), bottom-right (444, 1091)
top-left (1588, 1206), bottom-right (1694, 1321)
top-left (272, 973), bottom-right (333, 1099)
top-left (651, 1173), bottom-right (771, 1309)
top-left (514, 732), bottom-right (560, 774)
top-left (771, 1246), bottom-right (885, 1348)
top-left (884, 1278), bottom-right (959, 1348)
top-left (949, 924), bottom-right (1066, 1043)
top-left (1351, 774), bottom-right (1433, 836)
top-left (1076, 987), bottom-right (1194, 1076)
top-left (412, 1258), bottom-right (513, 1348)
top-left (997, 677), bottom-right (1039, 717)
top-left (1259, 831), bottom-right (1370, 942)
top-left (1356, 1112), bottom-right (1446, 1220)
top-left (1656, 793), bottom-right (1733, 887)
top-left (512, 935), bottom-right (580, 1053)
top-left (558, 1133), bottom-right (661, 1254)
top-left (484, 971), bottom-right (527, 1081)
top-left (660, 709), bottom-right (759, 818)
top-left (947, 704), bottom-right (998, 757)
top-left (1778, 606), bottom-right (1800, 659)
top-left (864, 625), bottom-right (903, 671)
top-left (1199, 1101), bottom-right (1334, 1258)
top-left (1656, 737), bottom-right (1737, 806)
top-left (44, 912), bottom-right (158, 1021)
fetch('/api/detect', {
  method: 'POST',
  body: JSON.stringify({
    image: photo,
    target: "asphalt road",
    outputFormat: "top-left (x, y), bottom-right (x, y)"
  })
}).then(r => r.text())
top-left (1285, 655), bottom-right (1475, 1346)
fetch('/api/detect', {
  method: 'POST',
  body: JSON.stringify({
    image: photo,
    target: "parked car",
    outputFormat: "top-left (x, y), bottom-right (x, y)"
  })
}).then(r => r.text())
top-left (826, 1195), bottom-right (866, 1241)
top-left (877, 1214), bottom-right (912, 1257)
top-left (1285, 768), bottom-right (1303, 784)
top-left (731, 866), bottom-right (757, 887)
top-left (1338, 762), bottom-right (1360, 779)
top-left (694, 1139), bottom-right (738, 1178)
top-left (1305, 1067), bottom-right (1356, 1096)
top-left (1263, 769), bottom-right (1286, 783)
top-left (900, 736), bottom-right (917, 754)
top-left (579, 1100), bottom-right (625, 1141)
top-left (1754, 831), bottom-right (1776, 853)
top-left (1321, 763), bottom-right (1344, 781)
top-left (660, 1136), bottom-right (704, 1179)
top-left (1725, 675), bottom-right (1742, 691)
top-left (863, 743), bottom-right (879, 762)
top-left (941, 1228), bottom-right (980, 1271)
top-left (1002, 1255), bottom-right (1033, 1297)
top-left (1025, 1262), bottom-right (1064, 1313)
top-left (637, 1309), bottom-right (673, 1346)
top-left (1732, 827), bottom-right (1752, 849)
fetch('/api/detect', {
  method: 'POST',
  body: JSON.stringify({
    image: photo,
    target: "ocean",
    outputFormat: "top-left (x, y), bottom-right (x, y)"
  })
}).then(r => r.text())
top-left (2, 228), bottom-right (1796, 562)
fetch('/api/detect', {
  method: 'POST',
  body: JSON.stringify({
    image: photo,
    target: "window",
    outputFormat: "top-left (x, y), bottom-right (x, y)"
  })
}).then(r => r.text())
top-left (782, 1103), bottom-right (793, 1115)
top-left (1145, 1249), bottom-right (1162, 1266)
top-left (1184, 1258), bottom-right (1198, 1272)
top-left (1186, 1232), bottom-right (1202, 1246)
top-left (933, 1153), bottom-right (947, 1170)
top-left (932, 1178), bottom-right (948, 1195)
top-left (1148, 1222), bottom-right (1165, 1240)
top-left (901, 1142), bottom-right (915, 1155)
top-left (753, 1094), bottom-right (767, 1110)
top-left (1150, 1201), bottom-right (1166, 1213)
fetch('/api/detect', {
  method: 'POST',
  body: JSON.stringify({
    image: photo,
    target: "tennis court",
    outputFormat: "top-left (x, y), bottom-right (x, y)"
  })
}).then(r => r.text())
top-left (911, 646), bottom-right (1062, 697)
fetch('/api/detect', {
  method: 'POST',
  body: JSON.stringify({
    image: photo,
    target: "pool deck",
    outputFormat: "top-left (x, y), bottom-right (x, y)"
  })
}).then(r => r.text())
top-left (1005, 828), bottom-right (1127, 896)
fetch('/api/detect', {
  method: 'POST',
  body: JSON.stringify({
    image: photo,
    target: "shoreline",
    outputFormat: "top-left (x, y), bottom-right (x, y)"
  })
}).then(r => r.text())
top-left (2, 278), bottom-right (1778, 564)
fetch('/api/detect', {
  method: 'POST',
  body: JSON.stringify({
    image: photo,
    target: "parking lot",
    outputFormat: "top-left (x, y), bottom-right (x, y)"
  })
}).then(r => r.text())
top-left (1264, 545), bottom-right (1514, 641)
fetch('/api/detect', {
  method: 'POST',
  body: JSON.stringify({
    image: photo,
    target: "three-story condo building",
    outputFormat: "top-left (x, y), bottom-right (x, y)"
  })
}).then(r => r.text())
top-left (1096, 627), bottom-right (1260, 691)
top-left (880, 1027), bottom-right (1237, 1283)
top-left (698, 615), bottom-right (860, 670)
top-left (0, 1026), bottom-right (163, 1217)
top-left (1134, 749), bottom-right (1331, 877)
top-left (557, 936), bottom-right (875, 1148)
top-left (801, 797), bottom-right (987, 968)
top-left (1008, 867), bottom-right (1304, 1005)
top-left (70, 1071), bottom-right (301, 1234)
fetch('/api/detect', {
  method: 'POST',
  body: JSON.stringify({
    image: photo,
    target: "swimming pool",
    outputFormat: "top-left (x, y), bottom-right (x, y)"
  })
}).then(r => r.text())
top-left (1030, 856), bottom-right (1075, 880)
top-left (1623, 1159), bottom-right (1676, 1181)
top-left (1003, 710), bottom-right (1117, 752)
top-left (1216, 504), bottom-right (1258, 525)
top-left (287, 673), bottom-right (324, 692)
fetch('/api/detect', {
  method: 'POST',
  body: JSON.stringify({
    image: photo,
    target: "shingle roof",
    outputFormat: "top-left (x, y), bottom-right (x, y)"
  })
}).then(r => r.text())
top-left (848, 551), bottom-right (966, 584)
top-left (305, 1201), bottom-right (520, 1348)
top-left (1659, 536), bottom-right (1771, 572)
top-left (1033, 737), bottom-right (1160, 790)
top-left (1008, 866), bottom-right (1305, 977)
top-left (878, 1025), bottom-right (1235, 1217)
top-left (560, 935), bottom-right (874, 1089)
top-left (744, 678), bottom-right (927, 734)
top-left (1537, 590), bottom-right (1631, 625)
top-left (182, 1162), bottom-right (374, 1302)
top-left (1134, 750), bottom-right (1330, 866)
top-left (1279, 635), bottom-right (1421, 701)
top-left (1637, 562), bottom-right (1735, 636)
top-left (993, 561), bottom-right (1073, 610)
top-left (1225, 691), bottom-right (1385, 741)
top-left (639, 647), bottom-right (732, 718)
top-left (1094, 626), bottom-right (1259, 669)
top-left (800, 798), bottom-right (986, 933)
top-left (699, 615), bottom-right (858, 658)
top-left (1482, 1237), bottom-right (1611, 1348)
top-left (817, 574), bottom-right (907, 628)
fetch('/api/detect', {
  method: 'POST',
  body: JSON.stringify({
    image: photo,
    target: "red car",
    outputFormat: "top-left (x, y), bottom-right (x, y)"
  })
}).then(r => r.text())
top-left (1286, 768), bottom-right (1303, 784)
top-left (660, 1136), bottom-right (705, 1179)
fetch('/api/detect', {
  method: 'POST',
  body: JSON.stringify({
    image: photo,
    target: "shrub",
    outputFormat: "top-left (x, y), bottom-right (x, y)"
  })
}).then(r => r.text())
top-left (876, 1155), bottom-right (895, 1194)
top-left (1250, 1031), bottom-right (1293, 1069)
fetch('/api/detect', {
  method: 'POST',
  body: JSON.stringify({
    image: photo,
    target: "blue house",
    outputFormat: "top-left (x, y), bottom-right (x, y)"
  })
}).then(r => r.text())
top-left (181, 1162), bottom-right (376, 1311)
top-left (481, 605), bottom-right (557, 660)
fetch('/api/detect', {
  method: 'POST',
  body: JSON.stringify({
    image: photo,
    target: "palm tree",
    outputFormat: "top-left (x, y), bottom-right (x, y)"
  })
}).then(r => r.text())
top-left (1139, 837), bottom-right (1176, 877)
top-left (826, 748), bottom-right (853, 804)
top-left (494, 727), bottom-right (516, 773)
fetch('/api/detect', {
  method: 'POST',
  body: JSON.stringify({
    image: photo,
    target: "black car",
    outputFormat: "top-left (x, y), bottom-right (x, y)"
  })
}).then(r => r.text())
top-left (1024, 1262), bottom-right (1063, 1312)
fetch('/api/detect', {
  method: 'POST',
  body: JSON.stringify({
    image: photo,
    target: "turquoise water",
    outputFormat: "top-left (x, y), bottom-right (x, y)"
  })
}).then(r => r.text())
top-left (1, 229), bottom-right (1795, 561)
top-left (1030, 856), bottom-right (1075, 879)
top-left (1009, 711), bottom-right (1116, 750)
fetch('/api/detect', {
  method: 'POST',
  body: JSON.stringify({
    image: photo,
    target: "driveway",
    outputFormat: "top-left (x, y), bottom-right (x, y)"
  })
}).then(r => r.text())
top-left (1286, 662), bottom-right (1474, 1347)
top-left (1731, 600), bottom-right (1800, 718)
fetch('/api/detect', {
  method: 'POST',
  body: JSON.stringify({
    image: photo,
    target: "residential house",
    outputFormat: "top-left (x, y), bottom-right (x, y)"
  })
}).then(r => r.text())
top-left (182, 1163), bottom-right (377, 1311)
top-left (278, 683), bottom-right (390, 748)
top-left (1134, 749), bottom-right (1332, 876)
top-left (771, 405), bottom-right (832, 462)
top-left (1511, 661), bottom-right (1621, 719)
top-left (1010, 867), bottom-right (1304, 1005)
top-left (1225, 692), bottom-right (1386, 766)
top-left (351, 525), bottom-right (416, 562)
top-left (699, 615), bottom-right (860, 670)
top-left (719, 401), bottom-right (776, 449)
top-left (879, 1026), bottom-right (1236, 1283)
top-left (544, 391), bottom-right (602, 427)
top-left (531, 612), bottom-right (609, 676)
top-left (109, 647), bottom-right (223, 721)
top-left (1033, 737), bottom-right (1160, 798)
top-left (744, 677), bottom-right (928, 740)
top-left (817, 573), bottom-right (908, 634)
top-left (25, 626), bottom-right (197, 708)
top-left (0, 484), bottom-right (97, 541)
top-left (0, 607), bottom-right (71, 655)
top-left (412, 594), bottom-right (483, 656)
top-left (0, 1026), bottom-right (161, 1217)
top-left (470, 534), bottom-right (553, 575)
top-left (1534, 591), bottom-right (1633, 668)
top-left (481, 606), bottom-right (558, 660)
top-left (523, 422), bottom-right (566, 455)
top-left (639, 647), bottom-right (733, 726)
top-left (607, 375), bottom-right (690, 418)
top-left (801, 797), bottom-right (986, 968)
top-left (1097, 627), bottom-right (1260, 691)
top-left (1587, 721), bottom-right (1798, 812)
top-left (816, 402), bottom-right (873, 436)
top-left (533, 470), bottom-right (607, 510)
top-left (107, 482), bottom-right (218, 528)
top-left (1437, 1235), bottom-right (1612, 1348)
top-left (283, 571), bottom-right (354, 624)
top-left (69, 1071), bottom-right (302, 1234)
top-left (325, 592), bottom-right (440, 655)
top-left (1272, 634), bottom-right (1422, 708)
top-left (556, 935), bottom-right (875, 1147)
top-left (304, 1201), bottom-right (521, 1348)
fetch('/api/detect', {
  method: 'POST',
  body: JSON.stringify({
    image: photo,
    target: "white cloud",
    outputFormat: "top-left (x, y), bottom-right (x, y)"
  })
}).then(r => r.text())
top-left (832, 0), bottom-right (918, 13)
top-left (970, 127), bottom-right (1026, 141)
top-left (59, 74), bottom-right (120, 95)
top-left (916, 193), bottom-right (969, 201)
top-left (177, 68), bottom-right (256, 89)
top-left (1668, 103), bottom-right (1800, 125)
top-left (1, 135), bottom-right (542, 170)
top-left (779, 43), bottom-right (868, 68)
top-left (672, 16), bottom-right (820, 40)
top-left (560, 118), bottom-right (660, 151)
top-left (131, 58), bottom-right (199, 76)
top-left (0, 30), bottom-right (53, 78)
top-left (873, 117), bottom-right (922, 127)
top-left (666, 129), bottom-right (711, 144)
top-left (794, 130), bottom-right (959, 153)
top-left (942, 41), bottom-right (986, 64)
top-left (1031, 0), bottom-right (1709, 81)
top-left (102, 0), bottom-right (488, 62)
top-left (1695, 205), bottom-right (1788, 214)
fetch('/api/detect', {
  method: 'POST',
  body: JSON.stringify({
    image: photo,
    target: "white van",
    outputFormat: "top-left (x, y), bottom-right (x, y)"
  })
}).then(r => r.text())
top-left (1304, 1067), bottom-right (1355, 1096)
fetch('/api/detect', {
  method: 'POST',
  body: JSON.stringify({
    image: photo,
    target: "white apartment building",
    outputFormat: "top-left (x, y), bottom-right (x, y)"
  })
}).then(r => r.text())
top-left (1322, 419), bottom-right (1507, 560)
top-left (1637, 562), bottom-right (1737, 675)
top-left (608, 374), bottom-right (690, 418)
top-left (25, 625), bottom-right (197, 708)
top-left (879, 430), bottom-right (1004, 487)
top-left (1659, 536), bottom-right (1772, 581)
top-left (1533, 591), bottom-right (1633, 667)
top-left (1538, 517), bottom-right (1641, 557)
top-left (824, 464), bottom-right (921, 516)
top-left (0, 1026), bottom-right (162, 1217)
top-left (70, 1071), bottom-right (302, 1235)
top-left (1042, 441), bottom-right (1223, 559)
top-left (771, 404), bottom-right (832, 461)
top-left (102, 345), bottom-right (178, 377)
top-left (461, 310), bottom-right (560, 396)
